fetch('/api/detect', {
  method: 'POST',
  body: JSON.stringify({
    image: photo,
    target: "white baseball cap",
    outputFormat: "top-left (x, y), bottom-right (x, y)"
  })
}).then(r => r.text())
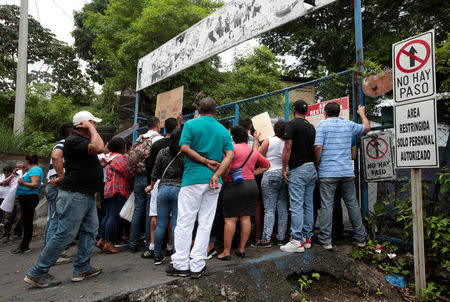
top-left (73, 111), bottom-right (102, 126)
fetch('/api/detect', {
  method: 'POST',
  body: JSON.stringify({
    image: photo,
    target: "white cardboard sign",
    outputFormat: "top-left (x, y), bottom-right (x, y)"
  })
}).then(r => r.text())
top-left (251, 112), bottom-right (274, 141)
top-left (392, 30), bottom-right (435, 104)
top-left (394, 98), bottom-right (439, 168)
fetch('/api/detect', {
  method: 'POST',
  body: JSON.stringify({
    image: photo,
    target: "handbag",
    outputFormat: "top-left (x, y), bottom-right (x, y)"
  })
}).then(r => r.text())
top-left (229, 149), bottom-right (253, 185)
top-left (119, 192), bottom-right (135, 222)
top-left (0, 183), bottom-right (18, 212)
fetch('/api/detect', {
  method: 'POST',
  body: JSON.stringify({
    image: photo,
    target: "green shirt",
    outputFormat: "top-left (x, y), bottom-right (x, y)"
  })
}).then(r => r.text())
top-left (179, 115), bottom-right (233, 187)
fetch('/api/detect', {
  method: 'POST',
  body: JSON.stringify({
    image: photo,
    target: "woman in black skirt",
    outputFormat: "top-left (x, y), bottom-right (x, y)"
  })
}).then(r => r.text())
top-left (217, 126), bottom-right (270, 260)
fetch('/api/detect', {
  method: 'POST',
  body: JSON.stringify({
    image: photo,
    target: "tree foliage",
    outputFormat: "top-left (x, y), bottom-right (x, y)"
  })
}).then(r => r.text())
top-left (212, 46), bottom-right (284, 105)
top-left (0, 4), bottom-right (61, 91)
top-left (0, 4), bottom-right (94, 106)
top-left (210, 46), bottom-right (286, 118)
top-left (260, 0), bottom-right (450, 77)
top-left (75, 0), bottom-right (224, 110)
top-left (72, 0), bottom-right (111, 85)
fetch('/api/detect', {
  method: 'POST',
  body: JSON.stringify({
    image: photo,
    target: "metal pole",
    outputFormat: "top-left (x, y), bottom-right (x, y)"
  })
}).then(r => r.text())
top-left (132, 91), bottom-right (140, 143)
top-left (352, 72), bottom-right (361, 202)
top-left (235, 103), bottom-right (239, 126)
top-left (13, 0), bottom-right (29, 134)
top-left (284, 90), bottom-right (290, 122)
top-left (354, 0), bottom-right (368, 218)
top-left (411, 168), bottom-right (426, 298)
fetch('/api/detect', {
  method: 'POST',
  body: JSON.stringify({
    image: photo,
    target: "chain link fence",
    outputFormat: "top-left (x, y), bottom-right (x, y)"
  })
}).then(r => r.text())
top-left (182, 70), bottom-right (449, 240)
top-left (183, 70), bottom-right (354, 125)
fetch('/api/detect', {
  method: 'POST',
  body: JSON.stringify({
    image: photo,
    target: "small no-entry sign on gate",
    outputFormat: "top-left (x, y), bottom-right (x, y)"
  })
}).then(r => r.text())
top-left (392, 30), bottom-right (435, 104)
top-left (362, 131), bottom-right (395, 182)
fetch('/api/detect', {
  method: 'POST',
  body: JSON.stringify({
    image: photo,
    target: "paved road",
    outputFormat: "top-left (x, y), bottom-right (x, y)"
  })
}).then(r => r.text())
top-left (0, 237), bottom-right (280, 302)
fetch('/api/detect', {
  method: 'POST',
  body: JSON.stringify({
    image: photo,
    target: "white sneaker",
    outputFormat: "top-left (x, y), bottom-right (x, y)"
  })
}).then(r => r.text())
top-left (322, 244), bottom-right (333, 250)
top-left (280, 239), bottom-right (305, 253)
top-left (356, 241), bottom-right (366, 248)
top-left (55, 255), bottom-right (72, 265)
top-left (303, 238), bottom-right (312, 249)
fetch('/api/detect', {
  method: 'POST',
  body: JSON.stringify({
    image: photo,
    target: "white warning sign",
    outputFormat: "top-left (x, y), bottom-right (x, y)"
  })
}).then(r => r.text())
top-left (392, 30), bottom-right (435, 104)
top-left (362, 131), bottom-right (396, 182)
top-left (394, 98), bottom-right (439, 168)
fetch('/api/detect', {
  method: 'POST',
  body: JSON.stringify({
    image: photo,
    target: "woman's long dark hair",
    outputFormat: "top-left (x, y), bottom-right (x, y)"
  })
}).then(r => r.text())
top-left (169, 128), bottom-right (182, 157)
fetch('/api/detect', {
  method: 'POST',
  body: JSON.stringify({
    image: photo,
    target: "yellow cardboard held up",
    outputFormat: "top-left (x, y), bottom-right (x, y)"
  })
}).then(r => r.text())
top-left (251, 112), bottom-right (275, 141)
top-left (155, 86), bottom-right (184, 124)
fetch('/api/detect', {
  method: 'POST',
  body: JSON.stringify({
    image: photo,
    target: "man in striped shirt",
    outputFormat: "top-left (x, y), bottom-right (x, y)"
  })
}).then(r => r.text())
top-left (314, 102), bottom-right (370, 250)
top-left (44, 123), bottom-right (73, 261)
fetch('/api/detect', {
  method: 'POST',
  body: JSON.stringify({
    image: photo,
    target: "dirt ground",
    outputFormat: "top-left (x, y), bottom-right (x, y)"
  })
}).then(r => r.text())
top-left (291, 273), bottom-right (392, 302)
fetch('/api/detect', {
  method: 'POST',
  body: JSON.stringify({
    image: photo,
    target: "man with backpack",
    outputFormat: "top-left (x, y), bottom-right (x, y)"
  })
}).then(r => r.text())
top-left (127, 117), bottom-right (163, 252)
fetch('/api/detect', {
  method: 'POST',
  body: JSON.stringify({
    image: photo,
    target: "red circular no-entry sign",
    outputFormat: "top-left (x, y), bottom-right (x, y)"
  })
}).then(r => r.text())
top-left (395, 39), bottom-right (431, 73)
top-left (366, 138), bottom-right (388, 160)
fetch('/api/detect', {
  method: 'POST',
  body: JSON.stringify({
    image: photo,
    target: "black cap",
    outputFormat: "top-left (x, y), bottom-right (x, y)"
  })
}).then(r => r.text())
top-left (293, 100), bottom-right (308, 114)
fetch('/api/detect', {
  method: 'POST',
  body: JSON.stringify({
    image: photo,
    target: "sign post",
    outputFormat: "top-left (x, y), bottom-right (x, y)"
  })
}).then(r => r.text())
top-left (392, 29), bottom-right (438, 298)
top-left (411, 168), bottom-right (426, 296)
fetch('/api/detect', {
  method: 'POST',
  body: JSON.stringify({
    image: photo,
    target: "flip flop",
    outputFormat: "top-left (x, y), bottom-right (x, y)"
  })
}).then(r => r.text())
top-left (217, 255), bottom-right (231, 261)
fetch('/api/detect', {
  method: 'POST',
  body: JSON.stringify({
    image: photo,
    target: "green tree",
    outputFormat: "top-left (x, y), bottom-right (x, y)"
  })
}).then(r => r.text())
top-left (77, 0), bottom-right (224, 110)
top-left (260, 0), bottom-right (450, 78)
top-left (211, 46), bottom-right (286, 118)
top-left (72, 0), bottom-right (111, 85)
top-left (0, 4), bottom-right (61, 92)
top-left (0, 4), bottom-right (94, 106)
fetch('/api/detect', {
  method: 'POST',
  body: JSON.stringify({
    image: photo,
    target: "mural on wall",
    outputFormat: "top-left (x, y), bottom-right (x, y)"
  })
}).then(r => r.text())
top-left (137, 0), bottom-right (337, 90)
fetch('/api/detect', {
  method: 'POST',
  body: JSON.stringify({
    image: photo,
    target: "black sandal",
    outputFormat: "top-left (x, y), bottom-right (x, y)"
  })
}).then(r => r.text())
top-left (217, 254), bottom-right (231, 261)
top-left (235, 251), bottom-right (246, 258)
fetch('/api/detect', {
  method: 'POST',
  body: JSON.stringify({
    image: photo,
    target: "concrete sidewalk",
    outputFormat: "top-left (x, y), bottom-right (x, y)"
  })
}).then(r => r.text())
top-left (0, 237), bottom-right (280, 302)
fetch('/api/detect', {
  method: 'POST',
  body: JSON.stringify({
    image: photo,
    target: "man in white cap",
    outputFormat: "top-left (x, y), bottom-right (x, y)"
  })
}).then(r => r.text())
top-left (24, 111), bottom-right (105, 288)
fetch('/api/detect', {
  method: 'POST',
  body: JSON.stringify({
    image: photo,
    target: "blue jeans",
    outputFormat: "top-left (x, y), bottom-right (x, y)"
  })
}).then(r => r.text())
top-left (29, 190), bottom-right (98, 277)
top-left (154, 185), bottom-right (179, 256)
top-left (261, 170), bottom-right (288, 242)
top-left (129, 174), bottom-right (148, 248)
top-left (44, 185), bottom-right (59, 246)
top-left (288, 163), bottom-right (317, 241)
top-left (318, 177), bottom-right (367, 245)
top-left (100, 194), bottom-right (126, 242)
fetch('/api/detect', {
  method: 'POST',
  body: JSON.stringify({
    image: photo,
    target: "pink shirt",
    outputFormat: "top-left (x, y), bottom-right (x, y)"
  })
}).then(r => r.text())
top-left (225, 143), bottom-right (270, 182)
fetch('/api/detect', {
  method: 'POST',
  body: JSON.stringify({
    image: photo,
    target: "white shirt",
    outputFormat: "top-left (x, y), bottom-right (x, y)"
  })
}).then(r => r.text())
top-left (142, 130), bottom-right (164, 144)
top-left (98, 153), bottom-right (111, 183)
top-left (265, 136), bottom-right (285, 172)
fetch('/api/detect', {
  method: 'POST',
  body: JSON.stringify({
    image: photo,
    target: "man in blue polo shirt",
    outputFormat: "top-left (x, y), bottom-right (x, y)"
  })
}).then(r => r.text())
top-left (314, 102), bottom-right (370, 250)
top-left (167, 97), bottom-right (234, 279)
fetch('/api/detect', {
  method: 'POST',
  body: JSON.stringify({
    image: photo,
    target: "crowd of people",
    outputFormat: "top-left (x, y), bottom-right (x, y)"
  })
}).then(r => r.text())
top-left (0, 96), bottom-right (371, 288)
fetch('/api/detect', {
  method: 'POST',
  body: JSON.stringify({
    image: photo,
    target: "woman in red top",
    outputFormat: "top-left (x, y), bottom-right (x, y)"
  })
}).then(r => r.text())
top-left (96, 137), bottom-right (133, 253)
top-left (217, 126), bottom-right (270, 260)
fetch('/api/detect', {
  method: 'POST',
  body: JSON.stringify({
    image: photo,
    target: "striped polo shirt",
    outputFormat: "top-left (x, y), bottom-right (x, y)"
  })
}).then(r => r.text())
top-left (46, 139), bottom-right (65, 180)
top-left (314, 118), bottom-right (364, 178)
